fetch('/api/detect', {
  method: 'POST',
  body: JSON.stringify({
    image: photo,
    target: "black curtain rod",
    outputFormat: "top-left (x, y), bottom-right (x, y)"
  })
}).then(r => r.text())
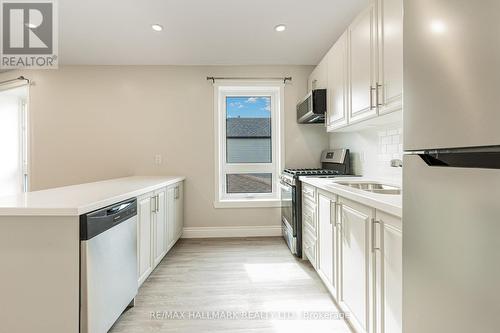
top-left (207, 76), bottom-right (292, 84)
top-left (0, 76), bottom-right (30, 86)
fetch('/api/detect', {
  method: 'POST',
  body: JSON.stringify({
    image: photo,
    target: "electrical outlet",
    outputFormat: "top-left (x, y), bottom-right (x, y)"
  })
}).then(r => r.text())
top-left (155, 154), bottom-right (162, 165)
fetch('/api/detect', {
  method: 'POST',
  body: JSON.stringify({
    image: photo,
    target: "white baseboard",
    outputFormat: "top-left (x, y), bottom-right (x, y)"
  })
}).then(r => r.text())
top-left (181, 225), bottom-right (282, 238)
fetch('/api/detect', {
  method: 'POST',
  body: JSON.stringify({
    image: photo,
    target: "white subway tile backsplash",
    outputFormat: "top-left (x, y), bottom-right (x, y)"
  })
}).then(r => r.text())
top-left (376, 125), bottom-right (403, 165)
top-left (387, 144), bottom-right (398, 153)
top-left (329, 123), bottom-right (403, 181)
top-left (381, 136), bottom-right (391, 145)
top-left (387, 129), bottom-right (398, 136)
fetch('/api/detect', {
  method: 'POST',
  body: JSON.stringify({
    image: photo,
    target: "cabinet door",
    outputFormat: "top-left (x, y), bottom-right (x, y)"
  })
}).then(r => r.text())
top-left (174, 182), bottom-right (184, 240)
top-left (317, 191), bottom-right (338, 299)
top-left (375, 210), bottom-right (402, 333)
top-left (326, 32), bottom-right (348, 131)
top-left (137, 193), bottom-right (154, 286)
top-left (153, 188), bottom-right (167, 266)
top-left (377, 0), bottom-right (403, 114)
top-left (349, 2), bottom-right (378, 124)
top-left (166, 185), bottom-right (176, 250)
top-left (339, 197), bottom-right (375, 333)
top-left (308, 56), bottom-right (328, 91)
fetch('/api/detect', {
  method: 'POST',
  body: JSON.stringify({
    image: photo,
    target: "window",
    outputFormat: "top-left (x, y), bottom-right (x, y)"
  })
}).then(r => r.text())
top-left (0, 83), bottom-right (29, 196)
top-left (214, 83), bottom-right (283, 208)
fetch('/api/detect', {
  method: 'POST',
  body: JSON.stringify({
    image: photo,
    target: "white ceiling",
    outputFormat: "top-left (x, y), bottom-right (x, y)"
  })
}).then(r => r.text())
top-left (59, 0), bottom-right (367, 65)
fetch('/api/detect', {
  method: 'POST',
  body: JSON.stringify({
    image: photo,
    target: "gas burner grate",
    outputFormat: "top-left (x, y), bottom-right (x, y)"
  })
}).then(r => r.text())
top-left (283, 168), bottom-right (341, 176)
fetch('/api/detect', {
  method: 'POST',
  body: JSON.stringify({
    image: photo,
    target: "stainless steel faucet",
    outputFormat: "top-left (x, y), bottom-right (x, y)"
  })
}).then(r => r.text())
top-left (391, 159), bottom-right (403, 168)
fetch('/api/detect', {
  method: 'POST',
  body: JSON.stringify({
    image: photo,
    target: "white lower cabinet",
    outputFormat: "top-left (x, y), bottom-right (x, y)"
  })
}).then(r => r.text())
top-left (375, 210), bottom-right (402, 333)
top-left (153, 187), bottom-right (167, 267)
top-left (137, 192), bottom-right (154, 286)
top-left (137, 181), bottom-right (184, 286)
top-left (302, 187), bottom-right (401, 333)
top-left (167, 182), bottom-right (184, 250)
top-left (302, 184), bottom-right (318, 268)
top-left (317, 190), bottom-right (339, 298)
top-left (338, 197), bottom-right (375, 333)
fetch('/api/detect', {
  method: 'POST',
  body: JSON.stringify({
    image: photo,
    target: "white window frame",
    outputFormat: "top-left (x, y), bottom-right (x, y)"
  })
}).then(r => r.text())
top-left (214, 81), bottom-right (284, 208)
top-left (0, 81), bottom-right (30, 194)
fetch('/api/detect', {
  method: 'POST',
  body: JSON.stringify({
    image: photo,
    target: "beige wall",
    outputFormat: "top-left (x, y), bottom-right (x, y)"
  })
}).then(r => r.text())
top-left (1, 66), bottom-right (329, 227)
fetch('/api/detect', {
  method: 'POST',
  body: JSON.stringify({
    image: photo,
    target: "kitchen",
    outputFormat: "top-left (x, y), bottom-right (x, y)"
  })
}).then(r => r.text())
top-left (0, 0), bottom-right (498, 333)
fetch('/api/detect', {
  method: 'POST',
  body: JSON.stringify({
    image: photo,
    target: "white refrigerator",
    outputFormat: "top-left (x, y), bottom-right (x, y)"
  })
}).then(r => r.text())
top-left (403, 0), bottom-right (500, 332)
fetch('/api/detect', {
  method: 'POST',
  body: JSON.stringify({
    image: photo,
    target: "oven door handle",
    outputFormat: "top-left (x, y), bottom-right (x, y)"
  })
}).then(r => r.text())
top-left (280, 181), bottom-right (292, 190)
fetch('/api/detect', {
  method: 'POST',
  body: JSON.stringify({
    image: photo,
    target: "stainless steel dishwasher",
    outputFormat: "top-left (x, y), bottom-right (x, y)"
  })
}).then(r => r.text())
top-left (80, 198), bottom-right (138, 333)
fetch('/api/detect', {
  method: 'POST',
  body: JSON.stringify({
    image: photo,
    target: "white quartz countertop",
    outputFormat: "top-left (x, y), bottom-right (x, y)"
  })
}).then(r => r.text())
top-left (0, 176), bottom-right (185, 216)
top-left (299, 176), bottom-right (402, 218)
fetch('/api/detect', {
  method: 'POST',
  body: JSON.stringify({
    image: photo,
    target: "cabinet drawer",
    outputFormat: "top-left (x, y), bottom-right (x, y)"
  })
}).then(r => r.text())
top-left (302, 204), bottom-right (316, 232)
top-left (302, 184), bottom-right (316, 202)
top-left (303, 226), bottom-right (317, 267)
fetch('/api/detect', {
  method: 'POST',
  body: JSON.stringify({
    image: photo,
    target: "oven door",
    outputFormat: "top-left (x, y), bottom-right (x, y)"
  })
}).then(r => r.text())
top-left (280, 180), bottom-right (297, 253)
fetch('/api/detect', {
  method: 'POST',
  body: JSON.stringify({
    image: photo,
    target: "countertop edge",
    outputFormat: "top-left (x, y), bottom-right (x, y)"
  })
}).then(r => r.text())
top-left (299, 177), bottom-right (402, 218)
top-left (76, 176), bottom-right (186, 215)
top-left (0, 176), bottom-right (186, 217)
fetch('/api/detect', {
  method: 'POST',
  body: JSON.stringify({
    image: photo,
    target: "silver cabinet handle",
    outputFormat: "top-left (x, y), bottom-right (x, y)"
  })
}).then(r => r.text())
top-left (376, 83), bottom-right (383, 107)
top-left (370, 86), bottom-right (376, 110)
top-left (372, 218), bottom-right (381, 252)
top-left (329, 200), bottom-right (335, 225)
top-left (156, 194), bottom-right (160, 213)
top-left (174, 186), bottom-right (179, 199)
top-left (151, 196), bottom-right (156, 213)
top-left (335, 203), bottom-right (342, 227)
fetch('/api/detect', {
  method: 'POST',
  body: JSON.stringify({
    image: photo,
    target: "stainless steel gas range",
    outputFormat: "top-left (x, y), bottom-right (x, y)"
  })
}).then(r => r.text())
top-left (280, 149), bottom-right (352, 257)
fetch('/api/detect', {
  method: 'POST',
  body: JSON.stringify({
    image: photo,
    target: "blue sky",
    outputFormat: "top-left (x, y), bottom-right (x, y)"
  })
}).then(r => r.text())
top-left (226, 96), bottom-right (271, 118)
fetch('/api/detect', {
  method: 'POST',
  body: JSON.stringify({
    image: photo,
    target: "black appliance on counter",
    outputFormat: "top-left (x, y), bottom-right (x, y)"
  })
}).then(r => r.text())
top-left (280, 149), bottom-right (351, 257)
top-left (296, 89), bottom-right (327, 124)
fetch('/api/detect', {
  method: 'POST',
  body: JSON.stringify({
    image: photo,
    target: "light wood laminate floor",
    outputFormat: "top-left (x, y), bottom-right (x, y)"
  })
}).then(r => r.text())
top-left (110, 237), bottom-right (351, 333)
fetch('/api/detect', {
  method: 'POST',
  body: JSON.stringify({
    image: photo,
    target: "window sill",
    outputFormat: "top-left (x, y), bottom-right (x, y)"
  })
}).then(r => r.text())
top-left (214, 198), bottom-right (281, 209)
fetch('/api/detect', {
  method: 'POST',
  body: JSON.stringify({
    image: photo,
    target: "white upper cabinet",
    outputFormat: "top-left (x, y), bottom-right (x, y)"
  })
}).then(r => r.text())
top-left (308, 0), bottom-right (402, 132)
top-left (348, 2), bottom-right (378, 124)
top-left (326, 32), bottom-right (348, 131)
top-left (377, 0), bottom-right (403, 115)
top-left (308, 57), bottom-right (328, 91)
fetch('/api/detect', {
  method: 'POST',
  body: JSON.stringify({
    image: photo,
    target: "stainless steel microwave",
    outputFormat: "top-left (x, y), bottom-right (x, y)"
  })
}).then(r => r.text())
top-left (296, 89), bottom-right (327, 124)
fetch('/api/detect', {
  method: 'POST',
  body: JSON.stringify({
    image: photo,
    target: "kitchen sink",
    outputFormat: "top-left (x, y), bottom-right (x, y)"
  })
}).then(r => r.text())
top-left (336, 182), bottom-right (402, 195)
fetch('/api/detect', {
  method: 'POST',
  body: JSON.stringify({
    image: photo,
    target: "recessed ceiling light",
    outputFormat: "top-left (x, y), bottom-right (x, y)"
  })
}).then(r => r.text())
top-left (151, 24), bottom-right (164, 32)
top-left (274, 24), bottom-right (286, 32)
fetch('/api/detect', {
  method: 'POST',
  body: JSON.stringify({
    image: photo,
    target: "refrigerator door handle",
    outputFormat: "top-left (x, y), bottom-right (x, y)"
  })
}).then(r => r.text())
top-left (415, 147), bottom-right (500, 169)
